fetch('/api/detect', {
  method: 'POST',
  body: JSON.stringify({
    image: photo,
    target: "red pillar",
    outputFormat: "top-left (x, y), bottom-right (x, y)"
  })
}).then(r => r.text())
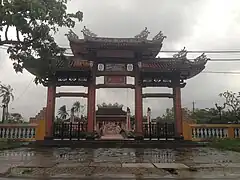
top-left (135, 68), bottom-right (143, 134)
top-left (173, 86), bottom-right (183, 137)
top-left (45, 84), bottom-right (56, 139)
top-left (87, 68), bottom-right (96, 132)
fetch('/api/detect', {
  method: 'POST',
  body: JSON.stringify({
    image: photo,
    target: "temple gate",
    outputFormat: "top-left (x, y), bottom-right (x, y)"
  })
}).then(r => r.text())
top-left (23, 26), bottom-right (209, 140)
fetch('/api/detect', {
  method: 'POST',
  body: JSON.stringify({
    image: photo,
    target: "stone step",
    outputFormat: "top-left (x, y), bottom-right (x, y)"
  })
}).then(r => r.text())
top-left (100, 134), bottom-right (124, 140)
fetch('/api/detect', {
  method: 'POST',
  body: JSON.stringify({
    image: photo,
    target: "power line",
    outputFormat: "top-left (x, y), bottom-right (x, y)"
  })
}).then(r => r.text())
top-left (202, 71), bottom-right (240, 74)
top-left (160, 50), bottom-right (240, 54)
top-left (62, 46), bottom-right (240, 53)
top-left (2, 45), bottom-right (240, 62)
top-left (3, 44), bottom-right (240, 54)
top-left (10, 78), bottom-right (34, 105)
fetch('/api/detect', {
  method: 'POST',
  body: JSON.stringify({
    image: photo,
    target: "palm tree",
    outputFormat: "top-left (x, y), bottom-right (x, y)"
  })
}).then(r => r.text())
top-left (70, 107), bottom-right (74, 122)
top-left (58, 105), bottom-right (68, 120)
top-left (72, 101), bottom-right (81, 117)
top-left (0, 84), bottom-right (14, 123)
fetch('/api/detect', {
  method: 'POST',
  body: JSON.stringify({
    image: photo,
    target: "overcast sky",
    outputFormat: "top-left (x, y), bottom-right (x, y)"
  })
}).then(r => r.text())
top-left (1, 0), bottom-right (240, 120)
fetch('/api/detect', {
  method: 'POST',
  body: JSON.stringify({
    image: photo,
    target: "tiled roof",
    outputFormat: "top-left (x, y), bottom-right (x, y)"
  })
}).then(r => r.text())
top-left (96, 107), bottom-right (126, 115)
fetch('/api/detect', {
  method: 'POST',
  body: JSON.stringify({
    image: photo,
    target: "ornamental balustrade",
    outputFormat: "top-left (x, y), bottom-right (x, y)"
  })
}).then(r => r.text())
top-left (183, 122), bottom-right (240, 141)
top-left (0, 123), bottom-right (37, 141)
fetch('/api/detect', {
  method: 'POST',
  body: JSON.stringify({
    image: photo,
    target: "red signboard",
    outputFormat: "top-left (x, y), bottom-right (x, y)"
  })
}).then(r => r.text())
top-left (104, 76), bottom-right (126, 85)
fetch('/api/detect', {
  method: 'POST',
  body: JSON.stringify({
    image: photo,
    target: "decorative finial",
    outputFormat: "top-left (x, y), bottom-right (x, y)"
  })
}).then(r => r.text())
top-left (194, 53), bottom-right (210, 64)
top-left (134, 27), bottom-right (150, 40)
top-left (81, 26), bottom-right (97, 38)
top-left (152, 31), bottom-right (167, 43)
top-left (97, 102), bottom-right (123, 108)
top-left (173, 47), bottom-right (188, 60)
top-left (65, 29), bottom-right (79, 40)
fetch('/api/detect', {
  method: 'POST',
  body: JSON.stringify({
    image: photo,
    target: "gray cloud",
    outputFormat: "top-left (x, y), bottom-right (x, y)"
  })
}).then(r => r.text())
top-left (1, 0), bottom-right (240, 119)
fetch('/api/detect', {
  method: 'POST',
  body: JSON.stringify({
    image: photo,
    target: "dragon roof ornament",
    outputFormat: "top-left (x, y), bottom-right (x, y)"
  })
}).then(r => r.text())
top-left (194, 53), bottom-right (210, 64)
top-left (172, 47), bottom-right (209, 64)
top-left (65, 29), bottom-right (79, 40)
top-left (81, 26), bottom-right (97, 39)
top-left (97, 102), bottom-right (123, 108)
top-left (173, 47), bottom-right (188, 60)
top-left (134, 27), bottom-right (150, 40)
top-left (152, 31), bottom-right (167, 43)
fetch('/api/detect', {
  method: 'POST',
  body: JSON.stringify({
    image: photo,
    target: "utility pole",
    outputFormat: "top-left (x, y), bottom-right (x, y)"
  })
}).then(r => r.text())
top-left (192, 101), bottom-right (195, 113)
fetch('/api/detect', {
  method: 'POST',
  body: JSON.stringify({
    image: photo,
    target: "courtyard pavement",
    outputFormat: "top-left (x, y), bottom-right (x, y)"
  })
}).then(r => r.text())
top-left (1, 147), bottom-right (240, 179)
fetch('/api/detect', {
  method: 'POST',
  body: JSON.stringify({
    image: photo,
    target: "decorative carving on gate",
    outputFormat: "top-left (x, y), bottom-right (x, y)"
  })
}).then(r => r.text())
top-left (97, 64), bottom-right (105, 71)
top-left (194, 53), bottom-right (209, 64)
top-left (97, 103), bottom-right (123, 108)
top-left (127, 64), bottom-right (133, 71)
top-left (81, 26), bottom-right (97, 40)
top-left (173, 47), bottom-right (188, 60)
top-left (134, 27), bottom-right (150, 40)
top-left (68, 58), bottom-right (91, 68)
top-left (152, 31), bottom-right (167, 43)
top-left (65, 29), bottom-right (79, 40)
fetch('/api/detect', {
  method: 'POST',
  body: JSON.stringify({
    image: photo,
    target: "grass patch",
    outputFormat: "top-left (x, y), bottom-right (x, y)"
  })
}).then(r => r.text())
top-left (0, 140), bottom-right (26, 150)
top-left (210, 139), bottom-right (240, 152)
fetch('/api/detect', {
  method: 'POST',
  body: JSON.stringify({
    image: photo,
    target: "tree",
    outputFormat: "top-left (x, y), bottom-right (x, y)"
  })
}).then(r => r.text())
top-left (0, 0), bottom-right (83, 83)
top-left (0, 84), bottom-right (14, 123)
top-left (219, 91), bottom-right (240, 122)
top-left (8, 112), bottom-right (24, 123)
top-left (72, 101), bottom-right (80, 117)
top-left (191, 108), bottom-right (219, 124)
top-left (58, 105), bottom-right (68, 120)
top-left (161, 108), bottom-right (174, 122)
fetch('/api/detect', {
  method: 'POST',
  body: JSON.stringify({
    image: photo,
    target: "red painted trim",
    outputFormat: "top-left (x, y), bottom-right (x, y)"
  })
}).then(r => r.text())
top-left (173, 87), bottom-right (183, 136)
top-left (87, 83), bottom-right (96, 132)
top-left (45, 85), bottom-right (56, 137)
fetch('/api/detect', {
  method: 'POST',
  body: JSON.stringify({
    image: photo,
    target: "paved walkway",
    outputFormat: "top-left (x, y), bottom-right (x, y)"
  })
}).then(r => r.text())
top-left (2, 147), bottom-right (240, 179)
top-left (4, 162), bottom-right (240, 179)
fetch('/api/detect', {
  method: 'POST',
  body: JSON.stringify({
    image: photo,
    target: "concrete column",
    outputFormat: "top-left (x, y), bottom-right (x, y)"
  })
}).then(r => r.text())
top-left (45, 84), bottom-right (56, 139)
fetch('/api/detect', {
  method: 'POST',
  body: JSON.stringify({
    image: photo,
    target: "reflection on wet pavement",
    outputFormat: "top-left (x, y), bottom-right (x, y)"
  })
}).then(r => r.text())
top-left (1, 147), bottom-right (240, 179)
top-left (1, 147), bottom-right (240, 164)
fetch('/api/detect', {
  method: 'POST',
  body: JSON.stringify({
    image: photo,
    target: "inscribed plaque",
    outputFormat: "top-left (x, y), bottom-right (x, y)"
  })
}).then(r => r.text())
top-left (104, 76), bottom-right (126, 85)
top-left (105, 64), bottom-right (126, 72)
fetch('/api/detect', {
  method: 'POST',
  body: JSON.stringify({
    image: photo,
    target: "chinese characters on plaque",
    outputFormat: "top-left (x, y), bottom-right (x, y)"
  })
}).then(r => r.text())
top-left (97, 63), bottom-right (134, 72)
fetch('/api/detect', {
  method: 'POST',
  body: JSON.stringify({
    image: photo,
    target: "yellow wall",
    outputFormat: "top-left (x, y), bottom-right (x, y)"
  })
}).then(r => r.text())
top-left (35, 119), bottom-right (45, 140)
top-left (182, 121), bottom-right (192, 140)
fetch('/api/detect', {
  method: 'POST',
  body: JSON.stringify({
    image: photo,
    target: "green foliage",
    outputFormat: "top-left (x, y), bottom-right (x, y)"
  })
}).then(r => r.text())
top-left (58, 105), bottom-right (68, 120)
top-left (0, 139), bottom-right (25, 150)
top-left (219, 91), bottom-right (240, 121)
top-left (0, 83), bottom-right (14, 123)
top-left (161, 108), bottom-right (174, 122)
top-left (210, 139), bottom-right (240, 152)
top-left (192, 108), bottom-right (219, 124)
top-left (0, 0), bottom-right (83, 83)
